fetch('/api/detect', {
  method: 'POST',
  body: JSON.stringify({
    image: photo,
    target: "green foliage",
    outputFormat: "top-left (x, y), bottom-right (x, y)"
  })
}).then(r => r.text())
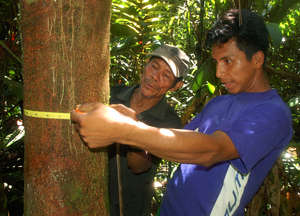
top-left (0, 0), bottom-right (24, 215)
top-left (191, 58), bottom-right (217, 93)
top-left (0, 0), bottom-right (299, 215)
top-left (110, 0), bottom-right (189, 86)
top-left (266, 23), bottom-right (283, 48)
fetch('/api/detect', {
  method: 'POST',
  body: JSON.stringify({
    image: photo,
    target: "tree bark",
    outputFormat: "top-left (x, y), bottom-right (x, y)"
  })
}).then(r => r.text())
top-left (246, 160), bottom-right (281, 216)
top-left (22, 0), bottom-right (111, 215)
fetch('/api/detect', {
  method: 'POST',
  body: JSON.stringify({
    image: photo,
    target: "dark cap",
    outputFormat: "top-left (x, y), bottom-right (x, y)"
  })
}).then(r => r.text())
top-left (149, 44), bottom-right (190, 78)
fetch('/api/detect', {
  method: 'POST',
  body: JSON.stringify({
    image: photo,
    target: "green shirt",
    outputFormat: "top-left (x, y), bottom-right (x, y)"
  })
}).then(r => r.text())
top-left (109, 85), bottom-right (182, 216)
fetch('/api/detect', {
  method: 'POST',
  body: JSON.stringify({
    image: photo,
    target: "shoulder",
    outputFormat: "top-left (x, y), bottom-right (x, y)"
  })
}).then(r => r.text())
top-left (240, 90), bottom-right (292, 121)
top-left (204, 95), bottom-right (232, 108)
top-left (110, 85), bottom-right (137, 104)
top-left (209, 90), bottom-right (291, 121)
top-left (145, 98), bottom-right (182, 129)
top-left (165, 106), bottom-right (182, 127)
top-left (231, 91), bottom-right (293, 141)
top-left (110, 85), bottom-right (129, 96)
top-left (198, 95), bottom-right (232, 116)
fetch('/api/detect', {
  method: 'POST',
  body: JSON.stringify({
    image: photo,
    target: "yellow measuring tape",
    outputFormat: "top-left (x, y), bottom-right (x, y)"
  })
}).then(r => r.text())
top-left (24, 109), bottom-right (70, 120)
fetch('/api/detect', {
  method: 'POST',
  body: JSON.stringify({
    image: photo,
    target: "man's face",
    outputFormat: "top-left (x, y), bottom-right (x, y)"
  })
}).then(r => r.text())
top-left (212, 39), bottom-right (261, 94)
top-left (140, 57), bottom-right (177, 98)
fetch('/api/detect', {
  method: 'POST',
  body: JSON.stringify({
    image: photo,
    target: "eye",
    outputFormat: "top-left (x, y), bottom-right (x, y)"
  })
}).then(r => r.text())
top-left (223, 58), bottom-right (232, 65)
top-left (151, 61), bottom-right (159, 70)
top-left (162, 70), bottom-right (174, 81)
top-left (163, 73), bottom-right (170, 79)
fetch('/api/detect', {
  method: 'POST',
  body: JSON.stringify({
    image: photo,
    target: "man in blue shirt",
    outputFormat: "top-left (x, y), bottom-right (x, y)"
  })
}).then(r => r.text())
top-left (71, 9), bottom-right (293, 215)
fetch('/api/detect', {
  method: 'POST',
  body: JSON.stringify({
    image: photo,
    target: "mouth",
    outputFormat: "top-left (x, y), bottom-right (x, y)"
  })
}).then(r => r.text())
top-left (221, 81), bottom-right (234, 91)
top-left (143, 79), bottom-right (157, 91)
top-left (144, 82), bottom-right (153, 90)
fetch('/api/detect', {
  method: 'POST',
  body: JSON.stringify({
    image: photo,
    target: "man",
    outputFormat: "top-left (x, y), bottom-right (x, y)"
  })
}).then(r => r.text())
top-left (108, 44), bottom-right (189, 216)
top-left (71, 9), bottom-right (293, 215)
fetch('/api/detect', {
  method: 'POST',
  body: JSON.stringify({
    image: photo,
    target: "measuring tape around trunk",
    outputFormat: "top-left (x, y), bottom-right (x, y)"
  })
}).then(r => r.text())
top-left (24, 107), bottom-right (124, 215)
top-left (24, 109), bottom-right (70, 120)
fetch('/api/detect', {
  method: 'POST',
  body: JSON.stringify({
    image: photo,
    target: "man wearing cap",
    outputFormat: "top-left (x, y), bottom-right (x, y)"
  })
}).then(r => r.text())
top-left (108, 44), bottom-right (190, 216)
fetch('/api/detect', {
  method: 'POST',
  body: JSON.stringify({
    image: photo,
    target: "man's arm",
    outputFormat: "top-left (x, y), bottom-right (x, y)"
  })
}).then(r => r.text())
top-left (126, 150), bottom-right (152, 173)
top-left (110, 104), bottom-right (153, 173)
top-left (71, 103), bottom-right (239, 167)
top-left (118, 122), bottom-right (238, 167)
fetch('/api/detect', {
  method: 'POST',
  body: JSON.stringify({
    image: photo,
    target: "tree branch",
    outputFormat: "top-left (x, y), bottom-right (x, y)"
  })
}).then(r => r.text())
top-left (0, 40), bottom-right (22, 65)
top-left (265, 65), bottom-right (300, 82)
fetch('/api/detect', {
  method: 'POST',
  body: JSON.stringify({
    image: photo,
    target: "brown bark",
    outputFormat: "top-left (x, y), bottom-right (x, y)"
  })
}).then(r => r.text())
top-left (22, 0), bottom-right (111, 215)
top-left (233, 0), bottom-right (249, 9)
top-left (246, 160), bottom-right (281, 216)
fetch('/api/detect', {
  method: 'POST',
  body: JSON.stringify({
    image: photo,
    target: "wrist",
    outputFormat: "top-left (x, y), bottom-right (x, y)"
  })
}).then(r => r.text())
top-left (117, 120), bottom-right (149, 148)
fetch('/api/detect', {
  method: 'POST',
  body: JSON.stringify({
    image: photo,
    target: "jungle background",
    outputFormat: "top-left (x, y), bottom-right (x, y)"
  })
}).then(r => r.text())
top-left (0, 0), bottom-right (300, 215)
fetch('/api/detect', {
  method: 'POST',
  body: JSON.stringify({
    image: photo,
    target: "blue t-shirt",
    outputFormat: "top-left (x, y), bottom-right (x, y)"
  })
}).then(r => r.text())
top-left (160, 90), bottom-right (293, 216)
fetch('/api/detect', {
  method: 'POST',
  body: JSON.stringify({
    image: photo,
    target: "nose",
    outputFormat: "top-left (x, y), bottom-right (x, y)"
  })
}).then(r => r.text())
top-left (151, 69), bottom-right (160, 81)
top-left (215, 63), bottom-right (224, 79)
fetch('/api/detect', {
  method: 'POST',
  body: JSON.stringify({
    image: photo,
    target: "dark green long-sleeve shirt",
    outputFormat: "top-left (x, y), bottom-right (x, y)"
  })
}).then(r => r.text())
top-left (109, 85), bottom-right (182, 216)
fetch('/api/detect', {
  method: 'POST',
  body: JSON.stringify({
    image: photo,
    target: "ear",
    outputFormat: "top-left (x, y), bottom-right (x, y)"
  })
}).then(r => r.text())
top-left (169, 80), bottom-right (183, 92)
top-left (145, 57), bottom-right (151, 64)
top-left (252, 51), bottom-right (265, 69)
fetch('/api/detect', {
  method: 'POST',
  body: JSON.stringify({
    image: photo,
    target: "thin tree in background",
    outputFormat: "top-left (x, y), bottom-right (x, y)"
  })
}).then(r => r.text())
top-left (22, 0), bottom-right (111, 215)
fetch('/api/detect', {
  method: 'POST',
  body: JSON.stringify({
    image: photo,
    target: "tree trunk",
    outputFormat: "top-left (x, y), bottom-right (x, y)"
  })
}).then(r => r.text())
top-left (233, 0), bottom-right (249, 9)
top-left (22, 0), bottom-right (111, 215)
top-left (246, 160), bottom-right (281, 216)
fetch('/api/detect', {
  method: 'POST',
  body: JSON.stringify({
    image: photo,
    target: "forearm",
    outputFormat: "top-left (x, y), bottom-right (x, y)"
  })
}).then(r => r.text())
top-left (117, 121), bottom-right (238, 166)
top-left (70, 103), bottom-right (238, 166)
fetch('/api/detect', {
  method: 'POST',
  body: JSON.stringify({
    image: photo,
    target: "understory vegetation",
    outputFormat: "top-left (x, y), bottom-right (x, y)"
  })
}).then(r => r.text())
top-left (0, 0), bottom-right (299, 215)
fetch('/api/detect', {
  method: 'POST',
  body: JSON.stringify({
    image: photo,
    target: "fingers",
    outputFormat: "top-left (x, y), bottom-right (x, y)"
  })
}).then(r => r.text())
top-left (70, 109), bottom-right (83, 124)
top-left (75, 102), bottom-right (102, 113)
top-left (71, 102), bottom-right (138, 150)
top-left (110, 104), bottom-right (128, 112)
top-left (110, 104), bottom-right (137, 120)
top-left (71, 102), bottom-right (105, 123)
top-left (70, 102), bottom-right (116, 149)
top-left (70, 104), bottom-right (92, 143)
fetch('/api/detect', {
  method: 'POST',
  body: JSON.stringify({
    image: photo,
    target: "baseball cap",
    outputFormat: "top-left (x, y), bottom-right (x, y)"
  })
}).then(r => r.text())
top-left (149, 44), bottom-right (190, 78)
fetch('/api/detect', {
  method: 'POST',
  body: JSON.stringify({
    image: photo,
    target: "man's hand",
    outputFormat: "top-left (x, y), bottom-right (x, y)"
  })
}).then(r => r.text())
top-left (71, 103), bottom-right (136, 149)
top-left (110, 104), bottom-right (137, 120)
top-left (127, 150), bottom-right (152, 174)
top-left (74, 102), bottom-right (100, 113)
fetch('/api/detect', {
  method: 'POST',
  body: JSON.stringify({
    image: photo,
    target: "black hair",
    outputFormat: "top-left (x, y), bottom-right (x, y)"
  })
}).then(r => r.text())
top-left (206, 9), bottom-right (269, 62)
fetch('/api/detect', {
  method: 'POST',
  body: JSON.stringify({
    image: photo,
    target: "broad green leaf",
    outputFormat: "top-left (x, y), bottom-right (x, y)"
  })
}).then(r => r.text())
top-left (192, 70), bottom-right (204, 92)
top-left (202, 58), bottom-right (217, 85)
top-left (207, 81), bottom-right (216, 94)
top-left (266, 22), bottom-right (283, 48)
top-left (191, 58), bottom-right (217, 93)
top-left (111, 23), bottom-right (138, 37)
